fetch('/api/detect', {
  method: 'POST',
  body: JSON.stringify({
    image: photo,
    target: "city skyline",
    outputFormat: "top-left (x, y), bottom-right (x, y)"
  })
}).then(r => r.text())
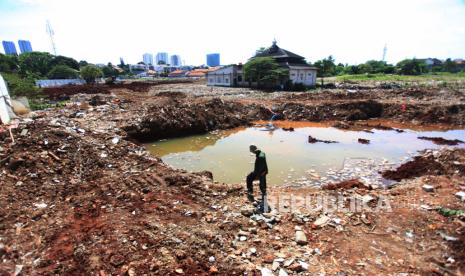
top-left (0, 0), bottom-right (464, 66)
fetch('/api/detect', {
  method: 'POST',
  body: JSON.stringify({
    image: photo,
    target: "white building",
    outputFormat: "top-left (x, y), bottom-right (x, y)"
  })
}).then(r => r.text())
top-left (207, 41), bottom-right (317, 88)
top-left (207, 65), bottom-right (247, 87)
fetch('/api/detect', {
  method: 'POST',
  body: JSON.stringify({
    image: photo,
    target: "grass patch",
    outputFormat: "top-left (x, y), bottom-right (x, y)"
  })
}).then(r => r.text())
top-left (333, 72), bottom-right (465, 83)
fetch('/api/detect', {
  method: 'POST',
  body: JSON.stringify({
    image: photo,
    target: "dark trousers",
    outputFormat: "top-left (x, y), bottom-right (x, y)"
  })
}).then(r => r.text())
top-left (246, 172), bottom-right (267, 196)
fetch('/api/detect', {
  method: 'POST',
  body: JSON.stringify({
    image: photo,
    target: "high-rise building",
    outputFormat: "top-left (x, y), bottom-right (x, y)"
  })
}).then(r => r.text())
top-left (156, 52), bottom-right (169, 65)
top-left (206, 53), bottom-right (220, 67)
top-left (143, 53), bottom-right (153, 65)
top-left (170, 55), bottom-right (181, 67)
top-left (18, 40), bottom-right (33, 53)
top-left (2, 41), bottom-right (17, 55)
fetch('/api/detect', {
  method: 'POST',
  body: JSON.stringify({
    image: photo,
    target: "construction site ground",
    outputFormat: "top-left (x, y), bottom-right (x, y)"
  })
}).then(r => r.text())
top-left (1, 81), bottom-right (465, 275)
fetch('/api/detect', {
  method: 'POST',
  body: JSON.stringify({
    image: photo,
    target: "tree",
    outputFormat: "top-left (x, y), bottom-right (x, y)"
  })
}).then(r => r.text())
top-left (18, 52), bottom-right (54, 77)
top-left (80, 65), bottom-right (102, 84)
top-left (0, 53), bottom-right (19, 72)
top-left (47, 65), bottom-right (79, 79)
top-left (79, 60), bottom-right (89, 68)
top-left (396, 59), bottom-right (426, 75)
top-left (442, 58), bottom-right (458, 73)
top-left (314, 56), bottom-right (336, 85)
top-left (50, 55), bottom-right (79, 70)
top-left (157, 60), bottom-right (166, 65)
top-left (244, 57), bottom-right (288, 89)
top-left (101, 63), bottom-right (119, 78)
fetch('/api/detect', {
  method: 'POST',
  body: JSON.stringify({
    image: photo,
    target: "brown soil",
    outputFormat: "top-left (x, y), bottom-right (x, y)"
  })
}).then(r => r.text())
top-left (382, 149), bottom-right (465, 181)
top-left (322, 179), bottom-right (371, 190)
top-left (1, 82), bottom-right (465, 275)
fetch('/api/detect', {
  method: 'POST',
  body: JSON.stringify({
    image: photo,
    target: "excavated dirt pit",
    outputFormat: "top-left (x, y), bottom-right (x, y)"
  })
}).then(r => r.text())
top-left (146, 121), bottom-right (465, 188)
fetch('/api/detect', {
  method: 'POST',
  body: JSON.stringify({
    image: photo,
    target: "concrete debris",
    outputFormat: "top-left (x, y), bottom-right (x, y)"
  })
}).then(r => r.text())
top-left (422, 184), bottom-right (435, 192)
top-left (295, 230), bottom-right (308, 245)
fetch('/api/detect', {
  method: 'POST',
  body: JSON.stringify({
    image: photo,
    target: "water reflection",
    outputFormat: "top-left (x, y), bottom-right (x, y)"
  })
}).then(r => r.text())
top-left (145, 121), bottom-right (465, 186)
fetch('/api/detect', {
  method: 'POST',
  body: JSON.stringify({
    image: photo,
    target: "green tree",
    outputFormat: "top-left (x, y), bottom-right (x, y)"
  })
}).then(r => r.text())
top-left (0, 54), bottom-right (19, 73)
top-left (80, 65), bottom-right (102, 83)
top-left (47, 65), bottom-right (79, 79)
top-left (244, 57), bottom-right (288, 89)
top-left (157, 60), bottom-right (166, 65)
top-left (50, 55), bottom-right (79, 70)
top-left (314, 56), bottom-right (336, 85)
top-left (442, 58), bottom-right (458, 73)
top-left (18, 52), bottom-right (54, 77)
top-left (396, 59), bottom-right (426, 75)
top-left (79, 60), bottom-right (89, 68)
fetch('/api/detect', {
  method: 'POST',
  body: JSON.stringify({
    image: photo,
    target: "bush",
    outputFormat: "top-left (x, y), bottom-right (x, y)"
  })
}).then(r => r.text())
top-left (47, 65), bottom-right (79, 79)
top-left (80, 65), bottom-right (102, 84)
top-left (1, 72), bottom-right (41, 98)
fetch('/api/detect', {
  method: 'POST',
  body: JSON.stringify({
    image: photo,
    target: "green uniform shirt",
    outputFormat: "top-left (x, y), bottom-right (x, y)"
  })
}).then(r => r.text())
top-left (254, 150), bottom-right (268, 175)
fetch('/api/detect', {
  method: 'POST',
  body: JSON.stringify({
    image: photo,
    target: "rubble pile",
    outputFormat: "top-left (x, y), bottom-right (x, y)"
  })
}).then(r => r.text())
top-left (0, 118), bottom-right (247, 275)
top-left (1, 82), bottom-right (464, 274)
top-left (382, 148), bottom-right (465, 181)
top-left (123, 98), bottom-right (271, 142)
top-left (42, 80), bottom-right (193, 100)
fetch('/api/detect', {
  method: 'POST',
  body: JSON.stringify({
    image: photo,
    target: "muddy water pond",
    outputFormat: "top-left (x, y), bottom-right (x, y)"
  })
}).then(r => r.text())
top-left (146, 121), bottom-right (465, 187)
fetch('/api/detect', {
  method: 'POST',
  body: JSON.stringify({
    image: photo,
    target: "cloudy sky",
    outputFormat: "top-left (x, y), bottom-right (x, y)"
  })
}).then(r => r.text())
top-left (1, 0), bottom-right (464, 66)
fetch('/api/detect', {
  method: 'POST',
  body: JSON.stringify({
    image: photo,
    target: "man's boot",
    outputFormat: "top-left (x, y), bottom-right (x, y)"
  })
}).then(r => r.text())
top-left (247, 193), bottom-right (255, 203)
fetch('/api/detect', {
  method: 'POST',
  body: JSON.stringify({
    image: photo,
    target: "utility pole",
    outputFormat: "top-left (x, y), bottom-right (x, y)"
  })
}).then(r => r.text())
top-left (46, 20), bottom-right (57, 55)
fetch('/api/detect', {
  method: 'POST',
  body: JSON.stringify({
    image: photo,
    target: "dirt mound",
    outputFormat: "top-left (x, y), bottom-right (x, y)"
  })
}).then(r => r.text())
top-left (123, 98), bottom-right (271, 142)
top-left (382, 149), bottom-right (465, 181)
top-left (42, 80), bottom-right (194, 100)
top-left (0, 119), bottom-right (245, 275)
top-left (322, 179), bottom-right (371, 190)
top-left (418, 136), bottom-right (464, 145)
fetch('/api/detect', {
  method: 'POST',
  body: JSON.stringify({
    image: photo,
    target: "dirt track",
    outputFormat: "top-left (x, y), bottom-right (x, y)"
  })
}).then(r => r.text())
top-left (1, 82), bottom-right (465, 275)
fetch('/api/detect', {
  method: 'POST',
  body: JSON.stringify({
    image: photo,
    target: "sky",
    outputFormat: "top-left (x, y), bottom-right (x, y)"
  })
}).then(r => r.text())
top-left (0, 0), bottom-right (464, 66)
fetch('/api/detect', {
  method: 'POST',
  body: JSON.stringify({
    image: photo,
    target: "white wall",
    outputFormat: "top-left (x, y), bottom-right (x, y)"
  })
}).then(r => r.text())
top-left (290, 69), bottom-right (317, 86)
top-left (207, 66), bottom-right (234, 86)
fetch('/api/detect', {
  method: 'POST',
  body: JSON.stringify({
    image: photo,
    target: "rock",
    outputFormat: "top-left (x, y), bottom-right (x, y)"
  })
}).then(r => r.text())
top-left (260, 267), bottom-right (274, 276)
top-left (283, 258), bottom-right (294, 267)
top-left (364, 194), bottom-right (377, 203)
top-left (272, 261), bottom-right (280, 271)
top-left (263, 254), bottom-right (274, 264)
top-left (455, 191), bottom-right (465, 201)
top-left (209, 256), bottom-right (215, 263)
top-left (295, 230), bottom-right (308, 245)
top-left (249, 247), bottom-right (257, 255)
top-left (278, 269), bottom-right (289, 276)
top-left (175, 268), bottom-right (184, 274)
top-left (241, 207), bottom-right (254, 217)
top-left (299, 261), bottom-right (309, 270)
top-left (209, 266), bottom-right (218, 273)
top-left (313, 215), bottom-right (330, 227)
top-left (422, 184), bottom-right (434, 192)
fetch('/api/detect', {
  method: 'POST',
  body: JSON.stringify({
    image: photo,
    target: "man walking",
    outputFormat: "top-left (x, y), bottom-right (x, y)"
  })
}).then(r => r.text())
top-left (246, 145), bottom-right (268, 207)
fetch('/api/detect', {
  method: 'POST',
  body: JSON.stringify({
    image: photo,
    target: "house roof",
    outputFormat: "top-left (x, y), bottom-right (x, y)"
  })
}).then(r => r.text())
top-left (168, 70), bottom-right (188, 77)
top-left (187, 71), bottom-right (207, 77)
top-left (254, 40), bottom-right (305, 60)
